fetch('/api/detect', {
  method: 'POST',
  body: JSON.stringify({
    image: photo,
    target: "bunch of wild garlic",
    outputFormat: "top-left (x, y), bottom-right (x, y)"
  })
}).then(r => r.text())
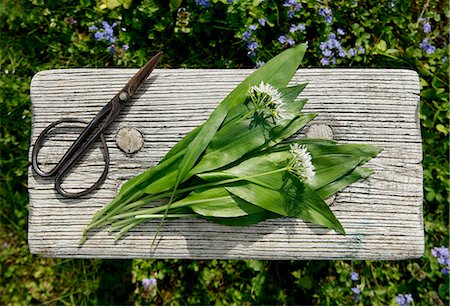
top-left (81, 44), bottom-right (380, 244)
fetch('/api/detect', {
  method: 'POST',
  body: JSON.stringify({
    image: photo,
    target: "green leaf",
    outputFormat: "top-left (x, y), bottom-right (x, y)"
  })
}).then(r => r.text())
top-left (173, 187), bottom-right (264, 217)
top-left (174, 44), bottom-right (308, 186)
top-left (169, 0), bottom-right (182, 11)
top-left (225, 174), bottom-right (345, 234)
top-left (315, 167), bottom-right (374, 199)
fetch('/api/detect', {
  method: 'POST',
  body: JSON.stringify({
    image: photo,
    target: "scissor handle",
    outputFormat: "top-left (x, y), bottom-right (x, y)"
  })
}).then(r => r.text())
top-left (31, 119), bottom-right (110, 198)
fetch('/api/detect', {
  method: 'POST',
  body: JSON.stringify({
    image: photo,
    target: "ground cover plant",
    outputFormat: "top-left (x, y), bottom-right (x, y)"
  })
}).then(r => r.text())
top-left (1, 0), bottom-right (448, 305)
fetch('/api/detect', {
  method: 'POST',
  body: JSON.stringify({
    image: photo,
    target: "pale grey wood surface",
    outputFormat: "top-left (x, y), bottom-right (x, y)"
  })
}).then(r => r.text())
top-left (28, 68), bottom-right (423, 259)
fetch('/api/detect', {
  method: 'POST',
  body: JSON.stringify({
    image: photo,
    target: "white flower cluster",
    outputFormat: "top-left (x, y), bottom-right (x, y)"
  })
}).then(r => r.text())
top-left (246, 81), bottom-right (286, 120)
top-left (288, 143), bottom-right (315, 184)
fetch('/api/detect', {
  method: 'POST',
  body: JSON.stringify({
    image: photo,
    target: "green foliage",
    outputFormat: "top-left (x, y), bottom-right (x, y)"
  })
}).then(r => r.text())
top-left (1, 0), bottom-right (448, 304)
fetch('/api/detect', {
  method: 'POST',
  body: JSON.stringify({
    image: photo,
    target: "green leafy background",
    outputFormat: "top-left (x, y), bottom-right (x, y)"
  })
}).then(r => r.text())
top-left (1, 0), bottom-right (448, 304)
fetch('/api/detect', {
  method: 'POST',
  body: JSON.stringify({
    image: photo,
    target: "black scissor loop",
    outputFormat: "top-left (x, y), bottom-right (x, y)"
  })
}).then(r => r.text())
top-left (31, 52), bottom-right (163, 198)
top-left (32, 118), bottom-right (110, 198)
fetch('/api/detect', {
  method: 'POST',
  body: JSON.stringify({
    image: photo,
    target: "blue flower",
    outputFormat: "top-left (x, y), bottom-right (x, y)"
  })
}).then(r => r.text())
top-left (320, 57), bottom-right (330, 66)
top-left (288, 10), bottom-right (295, 18)
top-left (297, 23), bottom-right (306, 31)
top-left (358, 46), bottom-right (365, 54)
top-left (258, 18), bottom-right (266, 26)
top-left (287, 38), bottom-right (295, 46)
top-left (247, 41), bottom-right (258, 51)
top-left (283, 0), bottom-right (297, 6)
top-left (351, 287), bottom-right (360, 294)
top-left (420, 38), bottom-right (436, 54)
top-left (123, 44), bottom-right (129, 50)
top-left (423, 21), bottom-right (431, 33)
top-left (322, 49), bottom-right (332, 57)
top-left (349, 48), bottom-right (357, 57)
top-left (350, 271), bottom-right (359, 281)
top-left (432, 246), bottom-right (449, 258)
top-left (338, 48), bottom-right (347, 58)
top-left (242, 30), bottom-right (252, 41)
top-left (319, 7), bottom-right (332, 23)
top-left (441, 268), bottom-right (449, 275)
top-left (319, 42), bottom-right (328, 50)
top-left (142, 278), bottom-right (157, 291)
top-left (249, 24), bottom-right (257, 31)
top-left (93, 21), bottom-right (118, 44)
top-left (194, 0), bottom-right (210, 7)
top-left (278, 35), bottom-right (287, 44)
top-left (396, 293), bottom-right (413, 306)
top-left (337, 28), bottom-right (345, 35)
top-left (107, 45), bottom-right (115, 53)
top-left (290, 24), bottom-right (298, 33)
top-left (255, 61), bottom-right (265, 68)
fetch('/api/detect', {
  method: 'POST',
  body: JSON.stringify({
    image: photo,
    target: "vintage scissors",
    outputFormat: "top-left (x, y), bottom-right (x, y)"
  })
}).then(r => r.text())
top-left (31, 52), bottom-right (163, 198)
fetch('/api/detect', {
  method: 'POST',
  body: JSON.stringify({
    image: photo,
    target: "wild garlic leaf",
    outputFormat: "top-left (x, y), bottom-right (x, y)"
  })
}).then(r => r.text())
top-left (225, 173), bottom-right (345, 234)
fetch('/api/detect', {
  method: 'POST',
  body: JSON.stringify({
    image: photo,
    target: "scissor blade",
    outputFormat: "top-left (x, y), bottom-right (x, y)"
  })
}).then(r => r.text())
top-left (125, 52), bottom-right (163, 97)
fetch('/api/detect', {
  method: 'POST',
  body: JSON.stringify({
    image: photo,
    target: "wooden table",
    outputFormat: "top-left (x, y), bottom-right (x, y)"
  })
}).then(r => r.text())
top-left (28, 69), bottom-right (423, 259)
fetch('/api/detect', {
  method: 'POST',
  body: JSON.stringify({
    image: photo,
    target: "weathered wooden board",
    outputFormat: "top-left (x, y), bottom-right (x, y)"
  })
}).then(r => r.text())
top-left (28, 68), bottom-right (423, 259)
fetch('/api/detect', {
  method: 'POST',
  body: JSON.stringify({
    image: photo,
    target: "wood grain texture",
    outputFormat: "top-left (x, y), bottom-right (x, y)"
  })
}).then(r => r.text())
top-left (28, 68), bottom-right (423, 259)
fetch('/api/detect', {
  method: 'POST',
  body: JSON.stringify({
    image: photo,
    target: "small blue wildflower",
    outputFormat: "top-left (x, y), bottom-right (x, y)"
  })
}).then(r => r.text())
top-left (290, 24), bottom-right (298, 33)
top-left (258, 18), bottom-right (266, 26)
top-left (247, 41), bottom-right (258, 51)
top-left (319, 42), bottom-right (328, 50)
top-left (443, 56), bottom-right (448, 63)
top-left (242, 30), bottom-right (252, 41)
top-left (293, 3), bottom-right (302, 11)
top-left (93, 21), bottom-right (117, 44)
top-left (432, 246), bottom-right (449, 258)
top-left (288, 10), bottom-right (295, 18)
top-left (420, 38), bottom-right (436, 54)
top-left (320, 57), bottom-right (330, 66)
top-left (249, 24), bottom-right (257, 31)
top-left (322, 49), bottom-right (332, 57)
top-left (423, 21), bottom-right (431, 33)
top-left (359, 46), bottom-right (365, 54)
top-left (283, 0), bottom-right (297, 6)
top-left (351, 287), bottom-right (360, 294)
top-left (349, 48), bottom-right (357, 57)
top-left (338, 48), bottom-right (347, 58)
top-left (255, 61), bottom-right (265, 68)
top-left (432, 246), bottom-right (449, 274)
top-left (328, 33), bottom-right (336, 40)
top-left (227, 0), bottom-right (234, 2)
top-left (319, 7), bottom-right (332, 23)
top-left (194, 0), bottom-right (210, 7)
top-left (297, 23), bottom-right (306, 31)
top-left (89, 25), bottom-right (98, 32)
top-left (142, 278), bottom-right (157, 291)
top-left (123, 44), bottom-right (129, 50)
top-left (350, 271), bottom-right (359, 281)
top-left (107, 45), bottom-right (115, 53)
top-left (94, 31), bottom-right (104, 41)
top-left (278, 35), bottom-right (287, 44)
top-left (337, 28), bottom-right (345, 36)
top-left (287, 38), bottom-right (295, 46)
top-left (396, 294), bottom-right (413, 306)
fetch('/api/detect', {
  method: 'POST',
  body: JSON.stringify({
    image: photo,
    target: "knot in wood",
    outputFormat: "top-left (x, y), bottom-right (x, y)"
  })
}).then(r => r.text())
top-left (115, 127), bottom-right (144, 154)
top-left (306, 124), bottom-right (333, 140)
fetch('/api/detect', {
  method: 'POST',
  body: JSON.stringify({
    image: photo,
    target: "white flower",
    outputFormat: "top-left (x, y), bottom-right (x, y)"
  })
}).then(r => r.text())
top-left (246, 81), bottom-right (286, 120)
top-left (288, 143), bottom-right (315, 183)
